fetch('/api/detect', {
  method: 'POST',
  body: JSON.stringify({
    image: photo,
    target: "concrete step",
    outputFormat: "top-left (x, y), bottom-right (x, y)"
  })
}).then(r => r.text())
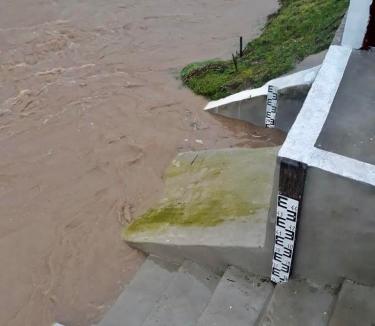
top-left (259, 280), bottom-right (335, 326)
top-left (196, 266), bottom-right (273, 326)
top-left (141, 260), bottom-right (220, 326)
top-left (329, 280), bottom-right (375, 326)
top-left (125, 147), bottom-right (279, 278)
top-left (98, 256), bottom-right (180, 326)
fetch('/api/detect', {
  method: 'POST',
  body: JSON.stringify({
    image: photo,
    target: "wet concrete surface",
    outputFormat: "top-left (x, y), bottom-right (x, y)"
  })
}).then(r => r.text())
top-left (316, 50), bottom-right (375, 165)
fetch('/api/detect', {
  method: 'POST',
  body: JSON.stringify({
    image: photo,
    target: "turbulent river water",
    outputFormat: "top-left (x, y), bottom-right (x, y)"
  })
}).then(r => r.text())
top-left (0, 0), bottom-right (282, 325)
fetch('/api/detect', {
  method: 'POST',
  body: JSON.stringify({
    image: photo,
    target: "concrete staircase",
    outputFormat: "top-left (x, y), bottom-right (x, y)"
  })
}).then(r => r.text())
top-left (98, 256), bottom-right (375, 326)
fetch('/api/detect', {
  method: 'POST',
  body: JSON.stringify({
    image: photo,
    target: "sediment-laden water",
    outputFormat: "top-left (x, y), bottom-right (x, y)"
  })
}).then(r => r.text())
top-left (0, 1), bottom-right (281, 325)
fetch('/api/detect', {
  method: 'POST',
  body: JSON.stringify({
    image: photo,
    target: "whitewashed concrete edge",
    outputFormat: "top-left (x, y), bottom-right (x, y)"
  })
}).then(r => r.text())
top-left (342, 0), bottom-right (372, 49)
top-left (204, 66), bottom-right (320, 111)
top-left (279, 45), bottom-right (375, 186)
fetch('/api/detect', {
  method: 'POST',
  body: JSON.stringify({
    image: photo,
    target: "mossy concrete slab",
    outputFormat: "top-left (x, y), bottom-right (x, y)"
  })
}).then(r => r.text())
top-left (124, 147), bottom-right (278, 249)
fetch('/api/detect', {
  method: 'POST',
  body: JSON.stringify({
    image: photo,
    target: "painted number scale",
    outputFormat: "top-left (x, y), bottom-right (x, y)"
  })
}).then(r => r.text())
top-left (265, 85), bottom-right (278, 128)
top-left (271, 194), bottom-right (300, 283)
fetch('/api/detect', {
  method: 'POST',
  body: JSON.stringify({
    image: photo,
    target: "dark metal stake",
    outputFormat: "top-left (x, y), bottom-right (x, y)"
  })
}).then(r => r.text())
top-left (240, 36), bottom-right (243, 57)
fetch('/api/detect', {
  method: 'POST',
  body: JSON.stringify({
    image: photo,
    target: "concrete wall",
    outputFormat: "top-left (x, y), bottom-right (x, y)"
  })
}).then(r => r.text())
top-left (293, 167), bottom-right (375, 286)
top-left (266, 163), bottom-right (375, 286)
top-left (210, 85), bottom-right (310, 133)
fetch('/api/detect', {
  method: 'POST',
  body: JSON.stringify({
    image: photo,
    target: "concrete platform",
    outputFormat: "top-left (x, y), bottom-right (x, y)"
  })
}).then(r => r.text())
top-left (196, 266), bottom-right (273, 326)
top-left (125, 147), bottom-right (278, 276)
top-left (329, 280), bottom-right (375, 326)
top-left (260, 280), bottom-right (335, 326)
top-left (316, 50), bottom-right (375, 165)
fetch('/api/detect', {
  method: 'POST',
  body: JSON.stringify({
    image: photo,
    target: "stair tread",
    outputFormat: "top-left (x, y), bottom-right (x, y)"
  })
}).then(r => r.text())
top-left (329, 279), bottom-right (375, 326)
top-left (259, 279), bottom-right (335, 326)
top-left (98, 256), bottom-right (179, 326)
top-left (141, 260), bottom-right (220, 326)
top-left (196, 266), bottom-right (273, 326)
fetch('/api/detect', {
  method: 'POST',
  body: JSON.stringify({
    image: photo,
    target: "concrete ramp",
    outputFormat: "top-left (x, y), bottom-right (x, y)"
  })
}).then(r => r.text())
top-left (204, 66), bottom-right (320, 132)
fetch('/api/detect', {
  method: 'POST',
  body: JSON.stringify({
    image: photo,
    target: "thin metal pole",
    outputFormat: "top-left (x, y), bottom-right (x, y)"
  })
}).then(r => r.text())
top-left (240, 36), bottom-right (243, 57)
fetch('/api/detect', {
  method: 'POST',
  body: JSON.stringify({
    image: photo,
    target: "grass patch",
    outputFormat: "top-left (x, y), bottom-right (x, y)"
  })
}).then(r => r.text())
top-left (181, 0), bottom-right (349, 100)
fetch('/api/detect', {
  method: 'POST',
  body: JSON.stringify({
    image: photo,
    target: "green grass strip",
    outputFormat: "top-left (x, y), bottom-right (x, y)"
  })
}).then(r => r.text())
top-left (181, 0), bottom-right (349, 100)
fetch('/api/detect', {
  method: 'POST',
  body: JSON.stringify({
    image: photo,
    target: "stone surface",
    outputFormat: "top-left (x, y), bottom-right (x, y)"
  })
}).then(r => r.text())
top-left (196, 266), bottom-right (274, 326)
top-left (329, 280), bottom-right (375, 326)
top-left (259, 280), bottom-right (335, 326)
top-left (141, 261), bottom-right (220, 326)
top-left (98, 256), bottom-right (179, 326)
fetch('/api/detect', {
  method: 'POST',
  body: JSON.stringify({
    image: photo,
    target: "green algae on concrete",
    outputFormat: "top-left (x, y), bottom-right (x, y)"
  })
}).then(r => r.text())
top-left (125, 147), bottom-right (279, 236)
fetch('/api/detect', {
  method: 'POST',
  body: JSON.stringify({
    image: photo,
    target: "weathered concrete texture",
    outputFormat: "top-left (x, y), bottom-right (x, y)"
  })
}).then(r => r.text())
top-left (278, 45), bottom-right (353, 176)
top-left (127, 219), bottom-right (267, 247)
top-left (196, 266), bottom-right (273, 326)
top-left (342, 0), bottom-right (372, 48)
top-left (259, 280), bottom-right (335, 326)
top-left (125, 147), bottom-right (278, 278)
top-left (207, 87), bottom-right (310, 133)
top-left (291, 51), bottom-right (327, 72)
top-left (316, 50), bottom-right (375, 165)
top-left (204, 67), bottom-right (318, 133)
top-left (125, 241), bottom-right (271, 281)
top-left (98, 256), bottom-right (179, 326)
top-left (125, 147), bottom-right (278, 245)
top-left (332, 12), bottom-right (348, 46)
top-left (329, 280), bottom-right (375, 326)
top-left (141, 261), bottom-right (220, 326)
top-left (278, 45), bottom-right (375, 188)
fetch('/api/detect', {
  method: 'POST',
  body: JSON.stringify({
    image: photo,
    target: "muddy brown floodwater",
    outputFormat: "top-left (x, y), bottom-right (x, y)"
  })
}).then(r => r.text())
top-left (0, 0), bottom-right (282, 325)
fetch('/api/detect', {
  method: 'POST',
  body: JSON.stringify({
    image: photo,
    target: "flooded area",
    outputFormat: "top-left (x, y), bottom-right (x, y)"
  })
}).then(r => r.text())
top-left (0, 0), bottom-right (282, 325)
